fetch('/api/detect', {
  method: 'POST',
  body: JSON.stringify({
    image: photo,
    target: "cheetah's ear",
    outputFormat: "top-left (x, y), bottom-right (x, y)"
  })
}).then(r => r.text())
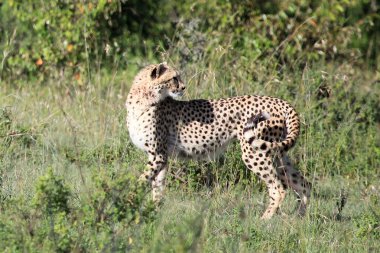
top-left (150, 63), bottom-right (167, 79)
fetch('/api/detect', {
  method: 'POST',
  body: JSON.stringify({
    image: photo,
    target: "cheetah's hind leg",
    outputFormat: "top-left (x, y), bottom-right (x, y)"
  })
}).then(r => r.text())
top-left (241, 139), bottom-right (286, 219)
top-left (275, 154), bottom-right (311, 216)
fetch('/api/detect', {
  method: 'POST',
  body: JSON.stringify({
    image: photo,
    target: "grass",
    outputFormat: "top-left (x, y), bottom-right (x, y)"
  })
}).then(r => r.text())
top-left (0, 60), bottom-right (379, 252)
top-left (146, 177), bottom-right (379, 253)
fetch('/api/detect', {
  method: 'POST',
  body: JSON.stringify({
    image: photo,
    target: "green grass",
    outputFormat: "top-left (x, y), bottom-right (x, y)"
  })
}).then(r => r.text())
top-left (0, 61), bottom-right (379, 252)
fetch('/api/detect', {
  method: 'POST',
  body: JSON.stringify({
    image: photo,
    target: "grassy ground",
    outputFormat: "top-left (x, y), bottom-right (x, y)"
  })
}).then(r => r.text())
top-left (0, 61), bottom-right (379, 252)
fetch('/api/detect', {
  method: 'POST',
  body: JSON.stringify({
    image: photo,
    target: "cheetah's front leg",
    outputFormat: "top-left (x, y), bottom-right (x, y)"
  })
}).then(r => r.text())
top-left (152, 168), bottom-right (167, 202)
top-left (139, 153), bottom-right (168, 203)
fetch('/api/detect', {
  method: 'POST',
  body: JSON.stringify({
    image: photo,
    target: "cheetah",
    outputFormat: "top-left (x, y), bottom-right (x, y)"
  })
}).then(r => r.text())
top-left (126, 62), bottom-right (311, 219)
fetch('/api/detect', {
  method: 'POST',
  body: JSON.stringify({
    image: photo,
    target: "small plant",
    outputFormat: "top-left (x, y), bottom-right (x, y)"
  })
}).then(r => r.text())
top-left (33, 168), bottom-right (71, 214)
top-left (87, 169), bottom-right (156, 226)
top-left (355, 211), bottom-right (380, 239)
top-left (32, 169), bottom-right (73, 252)
top-left (0, 108), bottom-right (12, 146)
top-left (333, 189), bottom-right (347, 220)
top-left (354, 193), bottom-right (380, 240)
top-left (0, 107), bottom-right (38, 149)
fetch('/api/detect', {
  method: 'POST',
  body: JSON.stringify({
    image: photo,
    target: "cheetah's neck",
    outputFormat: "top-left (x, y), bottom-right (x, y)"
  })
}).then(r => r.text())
top-left (126, 85), bottom-right (166, 111)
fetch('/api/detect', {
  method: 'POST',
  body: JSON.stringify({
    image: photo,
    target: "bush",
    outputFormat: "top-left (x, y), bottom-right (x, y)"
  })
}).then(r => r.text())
top-left (0, 0), bottom-right (176, 81)
top-left (0, 167), bottom-right (156, 252)
top-left (173, 0), bottom-right (379, 68)
top-left (1, 0), bottom-right (378, 82)
top-left (89, 169), bottom-right (155, 224)
top-left (33, 168), bottom-right (71, 214)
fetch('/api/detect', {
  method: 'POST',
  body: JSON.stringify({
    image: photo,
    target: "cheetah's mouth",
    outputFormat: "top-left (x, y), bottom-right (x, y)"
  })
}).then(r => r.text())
top-left (169, 91), bottom-right (184, 98)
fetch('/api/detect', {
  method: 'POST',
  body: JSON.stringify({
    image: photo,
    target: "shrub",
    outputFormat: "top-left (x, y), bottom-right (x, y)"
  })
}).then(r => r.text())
top-left (86, 169), bottom-right (155, 226)
top-left (33, 168), bottom-right (71, 214)
top-left (0, 0), bottom-right (176, 81)
top-left (174, 0), bottom-right (379, 67)
top-left (1, 0), bottom-right (378, 82)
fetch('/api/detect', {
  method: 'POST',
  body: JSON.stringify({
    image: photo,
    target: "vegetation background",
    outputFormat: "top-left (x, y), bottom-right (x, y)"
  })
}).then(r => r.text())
top-left (0, 0), bottom-right (379, 252)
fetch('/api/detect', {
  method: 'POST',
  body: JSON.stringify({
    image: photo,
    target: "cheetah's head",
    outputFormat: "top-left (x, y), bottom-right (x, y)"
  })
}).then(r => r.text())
top-left (148, 62), bottom-right (185, 100)
top-left (129, 62), bottom-right (185, 105)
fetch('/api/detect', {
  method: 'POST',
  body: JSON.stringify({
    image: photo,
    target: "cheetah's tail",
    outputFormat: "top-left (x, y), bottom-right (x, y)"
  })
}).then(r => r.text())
top-left (277, 106), bottom-right (300, 152)
top-left (243, 107), bottom-right (300, 152)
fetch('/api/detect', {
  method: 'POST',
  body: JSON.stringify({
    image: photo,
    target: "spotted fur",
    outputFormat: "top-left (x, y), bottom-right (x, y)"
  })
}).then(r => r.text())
top-left (126, 62), bottom-right (311, 219)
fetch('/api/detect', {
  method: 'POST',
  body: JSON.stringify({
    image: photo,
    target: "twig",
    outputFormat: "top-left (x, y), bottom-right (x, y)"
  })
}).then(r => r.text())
top-left (57, 102), bottom-right (86, 186)
top-left (0, 28), bottom-right (17, 81)
top-left (170, 170), bottom-right (187, 184)
top-left (333, 189), bottom-right (347, 220)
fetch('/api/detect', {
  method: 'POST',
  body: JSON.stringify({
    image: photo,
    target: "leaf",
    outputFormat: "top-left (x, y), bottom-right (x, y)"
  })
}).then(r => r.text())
top-left (96, 0), bottom-right (107, 13)
top-left (335, 4), bottom-right (344, 13)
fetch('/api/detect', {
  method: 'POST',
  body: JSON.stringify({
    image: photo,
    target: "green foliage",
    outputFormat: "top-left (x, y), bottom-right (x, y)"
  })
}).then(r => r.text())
top-left (0, 108), bottom-right (11, 135)
top-left (0, 108), bottom-right (12, 153)
top-left (0, 168), bottom-right (156, 252)
top-left (355, 211), bottom-right (380, 239)
top-left (172, 0), bottom-right (379, 70)
top-left (354, 193), bottom-right (380, 240)
top-left (0, 0), bottom-right (176, 81)
top-left (149, 211), bottom-right (205, 252)
top-left (85, 169), bottom-right (155, 226)
top-left (1, 0), bottom-right (113, 80)
top-left (1, 0), bottom-right (379, 82)
top-left (33, 168), bottom-right (71, 214)
top-left (0, 107), bottom-right (38, 157)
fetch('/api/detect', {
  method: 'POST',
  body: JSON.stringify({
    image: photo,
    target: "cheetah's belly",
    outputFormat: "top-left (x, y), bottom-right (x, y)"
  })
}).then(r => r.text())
top-left (167, 128), bottom-right (235, 160)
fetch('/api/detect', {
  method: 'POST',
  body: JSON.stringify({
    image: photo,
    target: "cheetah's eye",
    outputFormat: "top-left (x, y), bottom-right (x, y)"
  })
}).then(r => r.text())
top-left (173, 77), bottom-right (178, 83)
